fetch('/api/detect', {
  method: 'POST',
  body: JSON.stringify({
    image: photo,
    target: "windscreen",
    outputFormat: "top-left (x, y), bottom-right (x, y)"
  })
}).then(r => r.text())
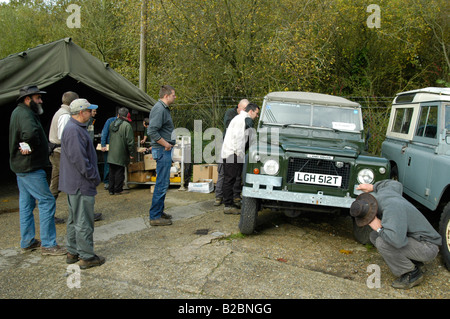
top-left (262, 101), bottom-right (362, 131)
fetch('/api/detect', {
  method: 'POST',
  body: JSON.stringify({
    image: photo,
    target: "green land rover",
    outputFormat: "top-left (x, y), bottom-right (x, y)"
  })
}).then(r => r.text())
top-left (239, 91), bottom-right (390, 242)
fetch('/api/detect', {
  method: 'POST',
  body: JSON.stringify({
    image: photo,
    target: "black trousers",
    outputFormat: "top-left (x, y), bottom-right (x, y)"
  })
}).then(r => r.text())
top-left (108, 163), bottom-right (125, 194)
top-left (223, 154), bottom-right (244, 207)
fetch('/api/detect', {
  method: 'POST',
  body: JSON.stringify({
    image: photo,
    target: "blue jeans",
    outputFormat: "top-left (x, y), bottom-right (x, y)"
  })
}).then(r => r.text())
top-left (16, 169), bottom-right (57, 248)
top-left (149, 147), bottom-right (172, 220)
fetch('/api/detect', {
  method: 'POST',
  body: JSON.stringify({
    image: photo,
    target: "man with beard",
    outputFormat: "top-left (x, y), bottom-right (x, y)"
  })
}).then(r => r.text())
top-left (9, 85), bottom-right (66, 256)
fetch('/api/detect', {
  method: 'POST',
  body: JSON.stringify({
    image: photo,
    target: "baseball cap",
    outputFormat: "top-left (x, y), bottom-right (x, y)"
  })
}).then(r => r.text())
top-left (70, 98), bottom-right (98, 114)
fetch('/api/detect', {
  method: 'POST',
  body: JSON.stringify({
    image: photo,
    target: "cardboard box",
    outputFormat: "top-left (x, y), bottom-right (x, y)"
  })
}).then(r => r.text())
top-left (128, 171), bottom-right (153, 183)
top-left (193, 164), bottom-right (219, 183)
top-left (188, 179), bottom-right (214, 193)
top-left (144, 154), bottom-right (157, 170)
top-left (193, 164), bottom-right (212, 181)
top-left (211, 164), bottom-right (218, 183)
top-left (128, 161), bottom-right (145, 173)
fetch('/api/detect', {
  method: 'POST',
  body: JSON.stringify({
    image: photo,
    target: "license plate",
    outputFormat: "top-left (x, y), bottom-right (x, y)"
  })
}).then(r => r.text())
top-left (294, 172), bottom-right (342, 187)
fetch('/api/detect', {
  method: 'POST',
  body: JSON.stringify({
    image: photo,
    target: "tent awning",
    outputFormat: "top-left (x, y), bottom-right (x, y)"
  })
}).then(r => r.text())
top-left (0, 38), bottom-right (156, 112)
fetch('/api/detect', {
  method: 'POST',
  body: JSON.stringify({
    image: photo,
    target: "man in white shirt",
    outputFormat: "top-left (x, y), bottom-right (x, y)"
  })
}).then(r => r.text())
top-left (48, 91), bottom-right (79, 224)
top-left (221, 103), bottom-right (259, 214)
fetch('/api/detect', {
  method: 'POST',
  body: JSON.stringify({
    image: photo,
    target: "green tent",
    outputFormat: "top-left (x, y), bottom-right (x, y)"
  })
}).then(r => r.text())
top-left (0, 37), bottom-right (156, 111)
top-left (0, 38), bottom-right (157, 180)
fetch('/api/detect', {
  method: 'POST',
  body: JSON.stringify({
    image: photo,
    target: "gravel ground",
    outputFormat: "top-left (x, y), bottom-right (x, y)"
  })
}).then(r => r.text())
top-left (239, 209), bottom-right (449, 299)
top-left (0, 178), bottom-right (448, 299)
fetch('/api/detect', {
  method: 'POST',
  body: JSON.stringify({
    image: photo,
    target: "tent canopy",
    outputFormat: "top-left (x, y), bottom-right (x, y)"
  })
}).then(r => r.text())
top-left (0, 38), bottom-right (156, 112)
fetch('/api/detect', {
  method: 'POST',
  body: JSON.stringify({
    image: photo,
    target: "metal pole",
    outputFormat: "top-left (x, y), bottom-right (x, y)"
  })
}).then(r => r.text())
top-left (178, 136), bottom-right (186, 191)
top-left (139, 0), bottom-right (148, 91)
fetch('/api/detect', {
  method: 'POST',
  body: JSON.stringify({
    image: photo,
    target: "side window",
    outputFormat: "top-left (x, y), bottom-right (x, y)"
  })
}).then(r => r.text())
top-left (416, 105), bottom-right (438, 138)
top-left (392, 107), bottom-right (413, 134)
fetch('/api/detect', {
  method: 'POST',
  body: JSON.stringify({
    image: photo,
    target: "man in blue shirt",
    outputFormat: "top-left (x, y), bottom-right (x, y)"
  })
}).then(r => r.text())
top-left (148, 85), bottom-right (176, 226)
top-left (59, 98), bottom-right (105, 269)
top-left (100, 115), bottom-right (116, 190)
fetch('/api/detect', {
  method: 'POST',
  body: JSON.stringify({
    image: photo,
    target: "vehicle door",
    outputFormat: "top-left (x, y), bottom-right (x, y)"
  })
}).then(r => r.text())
top-left (402, 102), bottom-right (439, 202)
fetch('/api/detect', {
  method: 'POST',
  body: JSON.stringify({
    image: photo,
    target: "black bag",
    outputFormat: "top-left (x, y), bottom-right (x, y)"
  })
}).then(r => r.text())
top-left (48, 142), bottom-right (61, 155)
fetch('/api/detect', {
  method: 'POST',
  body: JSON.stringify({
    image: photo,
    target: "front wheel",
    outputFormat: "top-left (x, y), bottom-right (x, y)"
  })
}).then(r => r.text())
top-left (439, 203), bottom-right (450, 270)
top-left (239, 196), bottom-right (260, 235)
top-left (352, 218), bottom-right (373, 245)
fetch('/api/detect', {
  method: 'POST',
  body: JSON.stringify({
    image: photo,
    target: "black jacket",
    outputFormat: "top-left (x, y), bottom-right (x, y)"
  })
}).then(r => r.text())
top-left (9, 103), bottom-right (50, 173)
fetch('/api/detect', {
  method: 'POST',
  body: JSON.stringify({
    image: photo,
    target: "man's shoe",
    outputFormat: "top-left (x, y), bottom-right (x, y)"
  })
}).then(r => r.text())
top-left (117, 190), bottom-right (130, 195)
top-left (224, 205), bottom-right (241, 215)
top-left (41, 245), bottom-right (67, 256)
top-left (150, 218), bottom-right (172, 226)
top-left (104, 184), bottom-right (109, 190)
top-left (79, 255), bottom-right (106, 269)
top-left (412, 260), bottom-right (425, 272)
top-left (214, 197), bottom-right (223, 206)
top-left (22, 239), bottom-right (41, 252)
top-left (233, 197), bottom-right (242, 208)
top-left (54, 216), bottom-right (65, 224)
top-left (391, 267), bottom-right (424, 289)
top-left (109, 192), bottom-right (114, 195)
top-left (66, 253), bottom-right (79, 264)
top-left (161, 212), bottom-right (172, 219)
top-left (94, 213), bottom-right (103, 221)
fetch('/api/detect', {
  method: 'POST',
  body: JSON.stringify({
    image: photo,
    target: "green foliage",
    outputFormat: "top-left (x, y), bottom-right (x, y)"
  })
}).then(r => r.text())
top-left (1, 0), bottom-right (448, 155)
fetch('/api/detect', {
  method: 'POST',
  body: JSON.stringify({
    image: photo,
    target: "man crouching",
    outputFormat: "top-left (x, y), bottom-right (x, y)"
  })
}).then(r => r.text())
top-left (352, 180), bottom-right (441, 289)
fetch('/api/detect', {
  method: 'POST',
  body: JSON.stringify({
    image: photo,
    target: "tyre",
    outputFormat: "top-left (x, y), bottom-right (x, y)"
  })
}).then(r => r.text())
top-left (439, 203), bottom-right (450, 270)
top-left (352, 218), bottom-right (373, 245)
top-left (239, 196), bottom-right (259, 235)
top-left (390, 164), bottom-right (399, 181)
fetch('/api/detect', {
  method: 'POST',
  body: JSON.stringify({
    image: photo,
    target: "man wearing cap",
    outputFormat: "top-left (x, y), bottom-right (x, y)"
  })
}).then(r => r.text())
top-left (352, 179), bottom-right (441, 289)
top-left (59, 98), bottom-right (105, 269)
top-left (9, 85), bottom-right (66, 256)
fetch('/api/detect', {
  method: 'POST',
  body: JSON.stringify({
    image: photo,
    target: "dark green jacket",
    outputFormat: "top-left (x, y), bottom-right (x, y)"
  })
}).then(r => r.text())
top-left (107, 118), bottom-right (135, 167)
top-left (9, 103), bottom-right (50, 173)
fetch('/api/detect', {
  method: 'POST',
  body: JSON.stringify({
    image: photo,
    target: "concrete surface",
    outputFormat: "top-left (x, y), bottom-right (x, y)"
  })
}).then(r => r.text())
top-left (0, 181), bottom-right (448, 306)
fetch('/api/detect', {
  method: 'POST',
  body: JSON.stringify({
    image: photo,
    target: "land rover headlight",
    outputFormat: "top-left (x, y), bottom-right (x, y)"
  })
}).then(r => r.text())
top-left (263, 159), bottom-right (279, 175)
top-left (357, 168), bottom-right (374, 184)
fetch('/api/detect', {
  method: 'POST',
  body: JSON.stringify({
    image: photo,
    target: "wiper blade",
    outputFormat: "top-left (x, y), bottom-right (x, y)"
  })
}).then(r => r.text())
top-left (282, 123), bottom-right (310, 128)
